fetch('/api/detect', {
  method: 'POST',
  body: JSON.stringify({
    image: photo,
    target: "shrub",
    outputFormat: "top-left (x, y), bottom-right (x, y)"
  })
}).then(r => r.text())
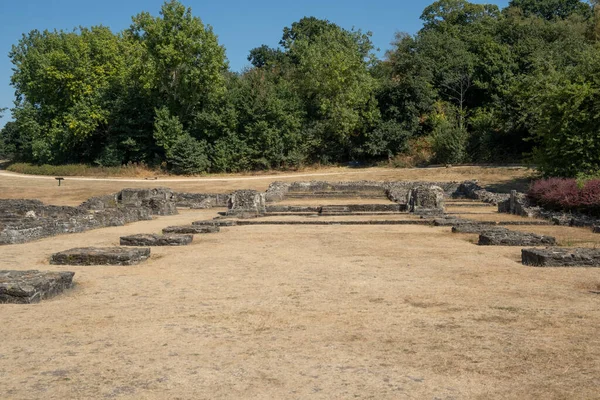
top-left (389, 137), bottom-right (433, 168)
top-left (528, 178), bottom-right (600, 216)
top-left (167, 134), bottom-right (211, 175)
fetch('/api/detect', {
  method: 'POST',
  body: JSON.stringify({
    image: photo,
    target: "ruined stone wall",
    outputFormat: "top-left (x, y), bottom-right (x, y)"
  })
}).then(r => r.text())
top-left (266, 180), bottom-right (483, 204)
top-left (0, 188), bottom-right (177, 245)
top-left (174, 193), bottom-right (230, 209)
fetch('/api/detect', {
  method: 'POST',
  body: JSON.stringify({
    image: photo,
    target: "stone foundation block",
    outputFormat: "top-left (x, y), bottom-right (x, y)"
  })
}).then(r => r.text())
top-left (522, 247), bottom-right (600, 267)
top-left (193, 220), bottom-right (237, 227)
top-left (452, 225), bottom-right (507, 234)
top-left (120, 234), bottom-right (193, 246)
top-left (50, 247), bottom-right (150, 266)
top-left (0, 270), bottom-right (75, 304)
top-left (162, 225), bottom-right (220, 234)
top-left (478, 230), bottom-right (556, 246)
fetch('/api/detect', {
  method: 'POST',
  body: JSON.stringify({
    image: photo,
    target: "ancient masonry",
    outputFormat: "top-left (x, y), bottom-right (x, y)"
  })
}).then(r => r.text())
top-left (50, 247), bottom-right (151, 266)
top-left (3, 179), bottom-right (600, 303)
top-left (120, 234), bottom-right (193, 246)
top-left (478, 229), bottom-right (557, 246)
top-left (522, 248), bottom-right (600, 267)
top-left (0, 270), bottom-right (75, 304)
top-left (0, 188), bottom-right (178, 245)
top-left (162, 225), bottom-right (220, 234)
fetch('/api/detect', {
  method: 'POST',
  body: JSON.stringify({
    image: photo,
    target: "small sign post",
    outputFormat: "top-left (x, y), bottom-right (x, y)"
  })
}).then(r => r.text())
top-left (55, 177), bottom-right (64, 186)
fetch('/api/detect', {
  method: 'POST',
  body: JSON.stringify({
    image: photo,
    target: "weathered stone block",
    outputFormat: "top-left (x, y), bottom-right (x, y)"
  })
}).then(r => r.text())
top-left (118, 188), bottom-right (178, 215)
top-left (452, 225), bottom-right (507, 234)
top-left (192, 220), bottom-right (237, 227)
top-left (120, 234), bottom-right (193, 246)
top-left (522, 247), bottom-right (600, 267)
top-left (0, 270), bottom-right (75, 304)
top-left (478, 230), bottom-right (556, 246)
top-left (162, 225), bottom-right (220, 234)
top-left (50, 247), bottom-right (150, 266)
top-left (407, 185), bottom-right (445, 213)
top-left (227, 190), bottom-right (266, 214)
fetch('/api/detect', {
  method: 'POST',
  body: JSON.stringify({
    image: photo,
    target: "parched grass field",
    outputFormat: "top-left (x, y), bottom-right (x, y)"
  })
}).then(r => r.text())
top-left (1, 166), bottom-right (599, 399)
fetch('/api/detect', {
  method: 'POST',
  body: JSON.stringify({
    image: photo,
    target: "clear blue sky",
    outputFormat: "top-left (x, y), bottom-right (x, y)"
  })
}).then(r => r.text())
top-left (0, 0), bottom-right (509, 127)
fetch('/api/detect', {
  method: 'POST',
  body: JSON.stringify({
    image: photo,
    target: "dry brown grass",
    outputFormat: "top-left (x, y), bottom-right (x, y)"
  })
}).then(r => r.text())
top-left (0, 165), bottom-right (534, 206)
top-left (1, 167), bottom-right (599, 399)
top-left (0, 210), bottom-right (599, 399)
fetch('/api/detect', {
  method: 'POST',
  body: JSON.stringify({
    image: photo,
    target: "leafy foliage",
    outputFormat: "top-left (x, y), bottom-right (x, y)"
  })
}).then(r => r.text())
top-left (3, 0), bottom-right (600, 176)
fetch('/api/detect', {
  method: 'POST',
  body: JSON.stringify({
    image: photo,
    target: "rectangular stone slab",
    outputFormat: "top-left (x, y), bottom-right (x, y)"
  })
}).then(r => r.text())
top-left (478, 230), bottom-right (556, 246)
top-left (50, 247), bottom-right (150, 266)
top-left (120, 234), bottom-right (193, 246)
top-left (452, 225), bottom-right (508, 234)
top-left (522, 248), bottom-right (600, 267)
top-left (162, 225), bottom-right (220, 234)
top-left (193, 220), bottom-right (237, 227)
top-left (0, 270), bottom-right (75, 304)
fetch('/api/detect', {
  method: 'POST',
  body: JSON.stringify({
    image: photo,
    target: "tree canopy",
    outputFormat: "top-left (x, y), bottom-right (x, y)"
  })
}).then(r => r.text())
top-left (2, 0), bottom-right (599, 177)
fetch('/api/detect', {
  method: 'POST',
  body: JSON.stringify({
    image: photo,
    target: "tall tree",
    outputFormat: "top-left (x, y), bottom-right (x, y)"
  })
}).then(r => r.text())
top-left (128, 0), bottom-right (228, 123)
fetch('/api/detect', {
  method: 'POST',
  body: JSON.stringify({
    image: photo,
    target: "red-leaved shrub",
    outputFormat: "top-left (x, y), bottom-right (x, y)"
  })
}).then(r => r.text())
top-left (528, 178), bottom-right (600, 216)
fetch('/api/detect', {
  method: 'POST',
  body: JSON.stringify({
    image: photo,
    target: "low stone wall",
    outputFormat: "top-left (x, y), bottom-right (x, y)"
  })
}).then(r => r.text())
top-left (175, 193), bottom-right (230, 209)
top-left (265, 180), bottom-right (506, 205)
top-left (456, 181), bottom-right (510, 205)
top-left (1, 188), bottom-right (178, 245)
top-left (522, 248), bottom-right (600, 267)
top-left (498, 190), bottom-right (600, 229)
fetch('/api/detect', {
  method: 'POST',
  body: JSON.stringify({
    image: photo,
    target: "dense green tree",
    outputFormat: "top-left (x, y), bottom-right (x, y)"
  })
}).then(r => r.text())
top-left (128, 0), bottom-right (228, 124)
top-left (4, 0), bottom-right (600, 175)
top-left (508, 0), bottom-right (591, 20)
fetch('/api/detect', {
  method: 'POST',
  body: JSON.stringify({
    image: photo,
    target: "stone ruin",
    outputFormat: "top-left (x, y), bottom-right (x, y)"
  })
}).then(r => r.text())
top-left (478, 229), bottom-right (556, 246)
top-left (1, 188), bottom-right (178, 245)
top-left (193, 220), bottom-right (238, 227)
top-left (175, 193), bottom-right (229, 209)
top-left (522, 247), bottom-right (600, 267)
top-left (162, 225), bottom-right (220, 234)
top-left (407, 185), bottom-right (445, 214)
top-left (0, 270), bottom-right (75, 304)
top-left (120, 234), bottom-right (193, 246)
top-left (227, 190), bottom-right (266, 215)
top-left (50, 247), bottom-right (151, 266)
